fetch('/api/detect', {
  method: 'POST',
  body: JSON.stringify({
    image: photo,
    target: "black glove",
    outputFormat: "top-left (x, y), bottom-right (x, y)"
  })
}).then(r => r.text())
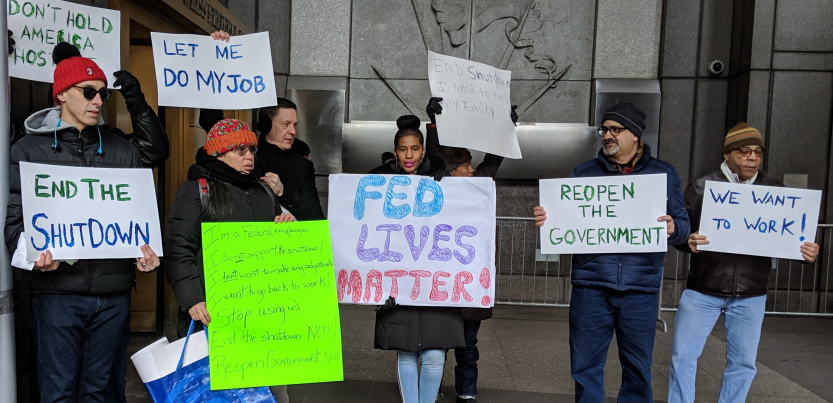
top-left (113, 70), bottom-right (143, 101)
top-left (376, 296), bottom-right (397, 311)
top-left (510, 104), bottom-right (519, 126)
top-left (426, 97), bottom-right (443, 125)
top-left (433, 169), bottom-right (446, 182)
top-left (8, 30), bottom-right (15, 55)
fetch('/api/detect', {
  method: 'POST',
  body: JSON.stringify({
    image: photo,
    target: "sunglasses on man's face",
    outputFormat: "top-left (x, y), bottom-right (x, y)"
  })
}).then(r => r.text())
top-left (72, 85), bottom-right (111, 102)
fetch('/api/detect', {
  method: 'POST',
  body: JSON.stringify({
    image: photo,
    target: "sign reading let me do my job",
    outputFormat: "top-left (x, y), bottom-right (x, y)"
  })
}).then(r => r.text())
top-left (7, 0), bottom-right (120, 85)
top-left (202, 221), bottom-right (343, 390)
top-left (427, 51), bottom-right (521, 159)
top-left (151, 32), bottom-right (277, 109)
top-left (328, 174), bottom-right (497, 308)
top-left (698, 181), bottom-right (821, 260)
top-left (20, 162), bottom-right (163, 261)
top-left (538, 174), bottom-right (668, 254)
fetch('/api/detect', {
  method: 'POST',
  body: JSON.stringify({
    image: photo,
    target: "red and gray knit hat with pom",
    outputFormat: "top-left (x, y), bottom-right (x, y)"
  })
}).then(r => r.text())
top-left (204, 118), bottom-right (258, 156)
top-left (52, 42), bottom-right (108, 102)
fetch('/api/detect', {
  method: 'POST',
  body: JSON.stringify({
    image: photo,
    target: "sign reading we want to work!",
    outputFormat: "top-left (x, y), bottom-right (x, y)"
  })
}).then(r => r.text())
top-left (698, 181), bottom-right (822, 260)
top-left (201, 221), bottom-right (343, 390)
top-left (328, 174), bottom-right (497, 308)
top-left (538, 174), bottom-right (669, 254)
top-left (7, 0), bottom-right (120, 85)
top-left (19, 162), bottom-right (163, 261)
top-left (151, 32), bottom-right (277, 109)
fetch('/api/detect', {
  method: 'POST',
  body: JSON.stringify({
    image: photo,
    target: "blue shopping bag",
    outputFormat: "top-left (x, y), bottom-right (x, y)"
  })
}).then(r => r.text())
top-left (144, 320), bottom-right (277, 403)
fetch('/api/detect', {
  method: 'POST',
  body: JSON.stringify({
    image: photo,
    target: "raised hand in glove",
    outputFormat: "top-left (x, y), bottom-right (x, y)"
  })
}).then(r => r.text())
top-left (8, 30), bottom-right (15, 55)
top-left (376, 296), bottom-right (397, 311)
top-left (113, 70), bottom-right (143, 101)
top-left (426, 97), bottom-right (443, 125)
top-left (433, 169), bottom-right (446, 182)
top-left (510, 104), bottom-right (519, 126)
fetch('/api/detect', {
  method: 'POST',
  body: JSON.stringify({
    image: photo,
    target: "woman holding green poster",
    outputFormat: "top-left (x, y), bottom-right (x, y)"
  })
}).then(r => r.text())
top-left (164, 118), bottom-right (294, 402)
top-left (370, 115), bottom-right (465, 403)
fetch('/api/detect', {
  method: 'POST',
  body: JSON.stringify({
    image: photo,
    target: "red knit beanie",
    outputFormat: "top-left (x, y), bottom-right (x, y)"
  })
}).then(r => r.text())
top-left (52, 42), bottom-right (108, 103)
top-left (204, 119), bottom-right (259, 157)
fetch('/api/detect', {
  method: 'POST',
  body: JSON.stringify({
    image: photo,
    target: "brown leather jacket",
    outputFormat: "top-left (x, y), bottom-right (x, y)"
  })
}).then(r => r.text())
top-left (678, 169), bottom-right (783, 297)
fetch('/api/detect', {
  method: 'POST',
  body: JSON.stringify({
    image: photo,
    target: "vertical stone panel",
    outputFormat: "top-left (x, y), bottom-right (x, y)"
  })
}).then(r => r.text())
top-left (690, 79), bottom-right (728, 179)
top-left (750, 0), bottom-right (775, 70)
top-left (773, 0), bottom-right (833, 52)
top-left (290, 0), bottom-right (351, 76)
top-left (658, 79), bottom-right (695, 184)
top-left (661, 0), bottom-right (701, 78)
top-left (698, 0), bottom-right (734, 77)
top-left (257, 0), bottom-right (290, 74)
top-left (746, 70), bottom-right (770, 131)
top-left (594, 0), bottom-right (663, 79)
top-left (227, 0), bottom-right (256, 32)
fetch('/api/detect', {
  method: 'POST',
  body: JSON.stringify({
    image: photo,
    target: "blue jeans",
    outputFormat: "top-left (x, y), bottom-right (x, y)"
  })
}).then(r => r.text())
top-left (569, 286), bottom-right (658, 403)
top-left (454, 320), bottom-right (481, 398)
top-left (398, 349), bottom-right (445, 403)
top-left (668, 289), bottom-right (766, 403)
top-left (32, 293), bottom-right (131, 403)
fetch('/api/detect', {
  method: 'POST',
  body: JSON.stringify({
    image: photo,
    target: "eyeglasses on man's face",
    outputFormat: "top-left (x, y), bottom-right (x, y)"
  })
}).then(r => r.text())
top-left (733, 147), bottom-right (764, 158)
top-left (72, 86), bottom-right (111, 102)
top-left (597, 125), bottom-right (628, 137)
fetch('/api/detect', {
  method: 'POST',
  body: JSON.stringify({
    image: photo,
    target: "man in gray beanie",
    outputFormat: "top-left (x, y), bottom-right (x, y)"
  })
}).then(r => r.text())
top-left (533, 102), bottom-right (690, 402)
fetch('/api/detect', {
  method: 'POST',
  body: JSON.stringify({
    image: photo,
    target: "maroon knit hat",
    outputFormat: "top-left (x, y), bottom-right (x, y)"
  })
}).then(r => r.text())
top-left (52, 42), bottom-right (108, 103)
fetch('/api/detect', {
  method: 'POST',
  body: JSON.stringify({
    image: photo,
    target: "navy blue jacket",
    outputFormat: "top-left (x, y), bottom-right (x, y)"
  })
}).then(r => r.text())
top-left (569, 144), bottom-right (690, 293)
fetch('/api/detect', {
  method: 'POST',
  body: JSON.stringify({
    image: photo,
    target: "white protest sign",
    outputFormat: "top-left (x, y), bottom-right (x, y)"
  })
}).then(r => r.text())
top-left (539, 174), bottom-right (668, 254)
top-left (698, 181), bottom-right (821, 260)
top-left (328, 174), bottom-right (497, 308)
top-left (150, 32), bottom-right (277, 109)
top-left (8, 0), bottom-right (120, 86)
top-left (427, 51), bottom-right (521, 159)
top-left (20, 162), bottom-right (163, 261)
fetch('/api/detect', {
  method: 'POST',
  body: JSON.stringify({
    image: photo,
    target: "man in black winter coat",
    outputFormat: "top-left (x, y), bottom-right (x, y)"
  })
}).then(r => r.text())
top-left (199, 98), bottom-right (325, 220)
top-left (4, 43), bottom-right (164, 403)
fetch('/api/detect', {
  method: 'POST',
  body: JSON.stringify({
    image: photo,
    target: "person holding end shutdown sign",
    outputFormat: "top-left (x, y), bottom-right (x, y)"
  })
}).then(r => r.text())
top-left (666, 123), bottom-right (819, 403)
top-left (533, 103), bottom-right (690, 402)
top-left (4, 42), bottom-right (162, 402)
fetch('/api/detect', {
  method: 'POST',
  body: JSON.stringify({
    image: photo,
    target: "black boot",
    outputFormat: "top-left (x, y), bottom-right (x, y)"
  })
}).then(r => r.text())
top-left (456, 397), bottom-right (477, 403)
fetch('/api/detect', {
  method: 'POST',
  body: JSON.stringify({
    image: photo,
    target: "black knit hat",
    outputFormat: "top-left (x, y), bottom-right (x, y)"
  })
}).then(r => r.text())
top-left (602, 103), bottom-right (647, 139)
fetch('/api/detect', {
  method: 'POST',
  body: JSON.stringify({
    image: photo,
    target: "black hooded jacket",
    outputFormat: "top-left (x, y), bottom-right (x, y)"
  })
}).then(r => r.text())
top-left (164, 160), bottom-right (284, 312)
top-left (255, 140), bottom-right (325, 221)
top-left (5, 106), bottom-right (164, 295)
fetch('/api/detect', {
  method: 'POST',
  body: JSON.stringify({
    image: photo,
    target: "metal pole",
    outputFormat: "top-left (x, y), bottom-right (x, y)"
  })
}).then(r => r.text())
top-left (0, 1), bottom-right (19, 401)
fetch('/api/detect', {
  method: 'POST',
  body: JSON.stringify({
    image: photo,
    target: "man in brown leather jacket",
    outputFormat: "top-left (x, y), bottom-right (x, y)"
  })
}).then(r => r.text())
top-left (667, 123), bottom-right (819, 403)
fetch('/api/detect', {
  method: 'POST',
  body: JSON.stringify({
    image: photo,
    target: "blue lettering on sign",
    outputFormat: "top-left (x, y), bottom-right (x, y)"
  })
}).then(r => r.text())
top-left (254, 76), bottom-right (265, 93)
top-left (413, 179), bottom-right (443, 217)
top-left (428, 224), bottom-right (452, 262)
top-left (354, 175), bottom-right (385, 220)
top-left (31, 213), bottom-right (49, 251)
top-left (29, 215), bottom-right (151, 252)
top-left (383, 176), bottom-right (412, 219)
top-left (229, 44), bottom-right (242, 59)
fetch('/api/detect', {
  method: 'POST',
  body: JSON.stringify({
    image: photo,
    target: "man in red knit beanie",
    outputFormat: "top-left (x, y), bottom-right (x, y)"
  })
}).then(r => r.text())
top-left (4, 42), bottom-right (167, 403)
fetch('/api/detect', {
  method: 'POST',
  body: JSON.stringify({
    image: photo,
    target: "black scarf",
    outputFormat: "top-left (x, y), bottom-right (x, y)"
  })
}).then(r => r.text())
top-left (193, 147), bottom-right (259, 188)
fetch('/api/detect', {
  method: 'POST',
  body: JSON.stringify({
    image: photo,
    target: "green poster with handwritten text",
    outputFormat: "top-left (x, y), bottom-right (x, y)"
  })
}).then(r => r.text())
top-left (202, 221), bottom-right (343, 390)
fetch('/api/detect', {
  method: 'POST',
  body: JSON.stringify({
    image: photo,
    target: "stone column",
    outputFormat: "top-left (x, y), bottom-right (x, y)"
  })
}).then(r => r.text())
top-left (594, 0), bottom-right (663, 79)
top-left (290, 0), bottom-right (352, 76)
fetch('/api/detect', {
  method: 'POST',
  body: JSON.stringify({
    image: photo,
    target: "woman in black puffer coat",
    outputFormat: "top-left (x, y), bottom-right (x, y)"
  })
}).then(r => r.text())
top-left (164, 118), bottom-right (294, 336)
top-left (370, 115), bottom-right (464, 403)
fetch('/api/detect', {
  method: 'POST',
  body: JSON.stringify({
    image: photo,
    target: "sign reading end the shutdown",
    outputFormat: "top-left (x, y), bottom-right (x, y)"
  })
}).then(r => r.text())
top-left (538, 174), bottom-right (668, 255)
top-left (698, 181), bottom-right (822, 260)
top-left (151, 32), bottom-right (277, 109)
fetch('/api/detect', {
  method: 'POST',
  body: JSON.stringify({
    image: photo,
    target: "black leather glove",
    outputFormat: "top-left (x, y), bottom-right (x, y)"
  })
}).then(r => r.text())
top-left (113, 70), bottom-right (143, 101)
top-left (8, 30), bottom-right (15, 55)
top-left (433, 169), bottom-right (446, 182)
top-left (376, 296), bottom-right (397, 311)
top-left (510, 104), bottom-right (519, 126)
top-left (426, 97), bottom-right (443, 125)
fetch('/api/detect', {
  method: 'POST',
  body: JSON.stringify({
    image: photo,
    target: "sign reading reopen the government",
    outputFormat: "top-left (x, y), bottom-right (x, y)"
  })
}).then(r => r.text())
top-left (538, 174), bottom-right (668, 254)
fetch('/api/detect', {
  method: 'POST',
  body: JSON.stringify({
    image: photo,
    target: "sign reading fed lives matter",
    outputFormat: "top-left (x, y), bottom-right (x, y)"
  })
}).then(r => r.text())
top-left (538, 174), bottom-right (668, 254)
top-left (7, 0), bottom-right (121, 85)
top-left (427, 51), bottom-right (521, 159)
top-left (698, 181), bottom-right (821, 260)
top-left (151, 32), bottom-right (277, 109)
top-left (328, 174), bottom-right (497, 308)
top-left (19, 162), bottom-right (163, 261)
